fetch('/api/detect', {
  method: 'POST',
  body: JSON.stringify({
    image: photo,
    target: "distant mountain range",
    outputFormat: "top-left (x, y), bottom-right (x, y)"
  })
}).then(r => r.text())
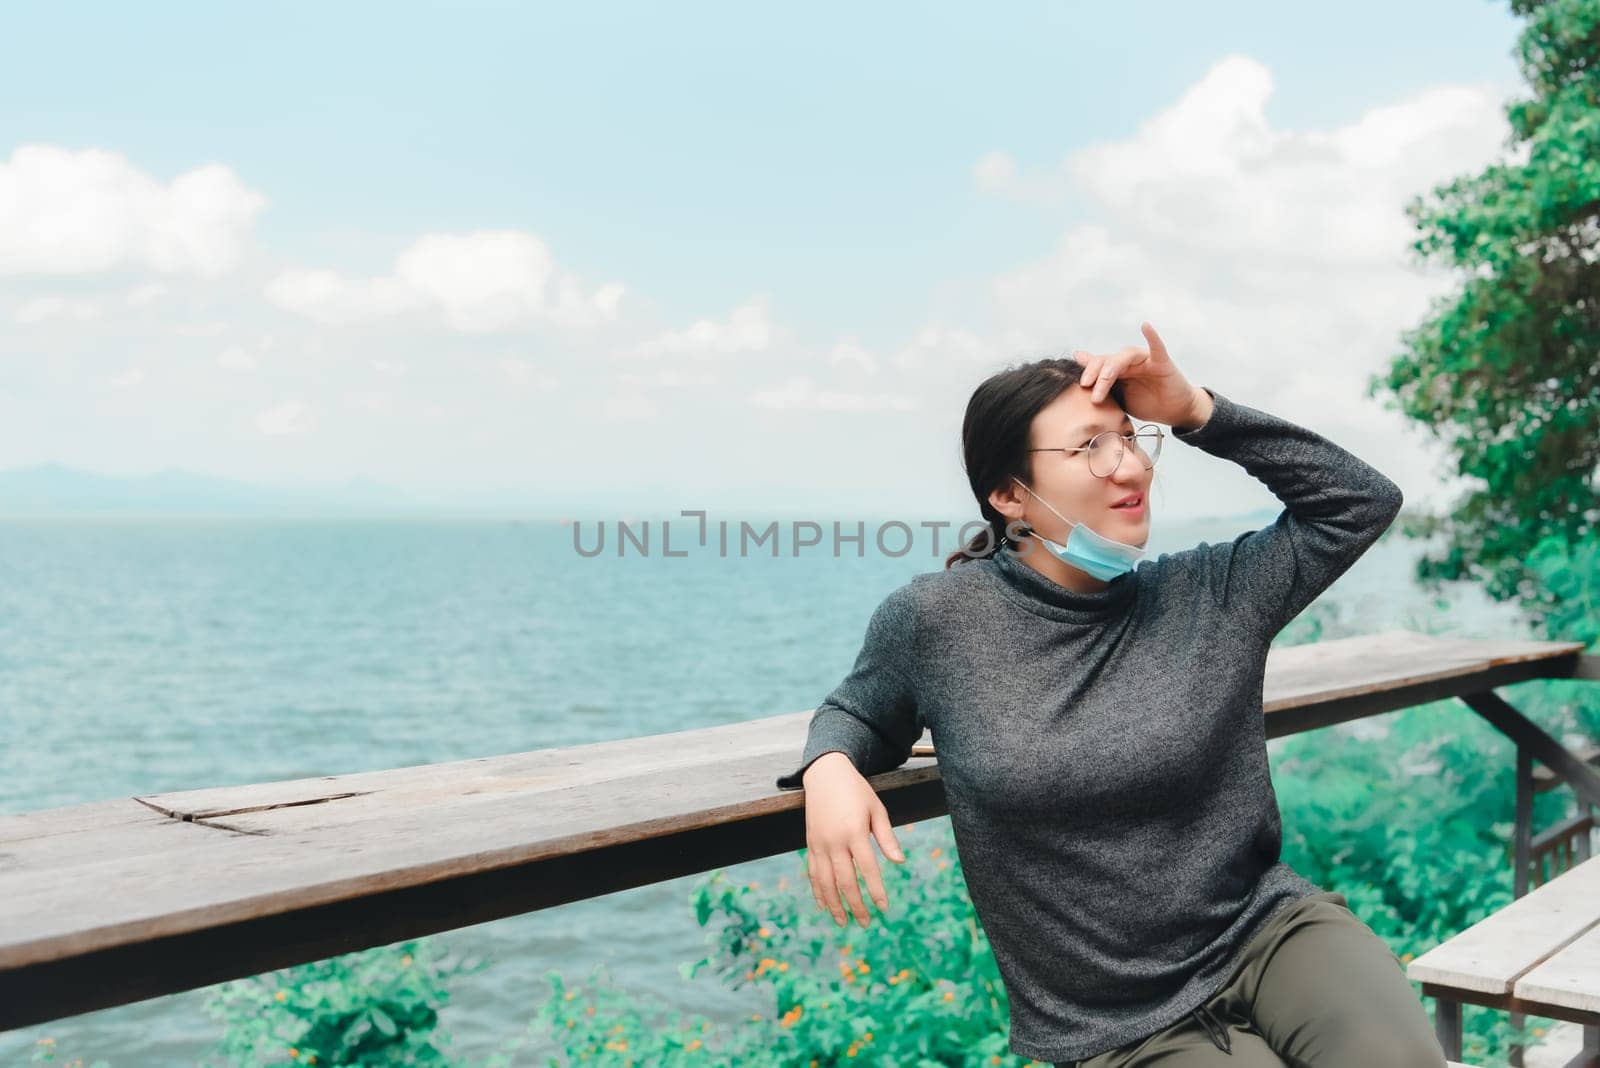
top-left (0, 464), bottom-right (452, 517)
top-left (0, 464), bottom-right (1286, 522)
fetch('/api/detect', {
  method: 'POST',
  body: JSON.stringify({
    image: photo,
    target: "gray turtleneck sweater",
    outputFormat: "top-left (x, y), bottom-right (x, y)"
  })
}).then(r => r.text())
top-left (774, 386), bottom-right (1404, 1063)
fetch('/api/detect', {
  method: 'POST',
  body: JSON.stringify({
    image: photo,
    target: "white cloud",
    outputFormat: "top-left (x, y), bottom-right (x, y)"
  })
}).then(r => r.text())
top-left (972, 150), bottom-right (1016, 190)
top-left (827, 338), bottom-right (878, 374)
top-left (256, 400), bottom-right (314, 436)
top-left (600, 393), bottom-right (659, 422)
top-left (887, 324), bottom-right (1005, 371)
top-left (971, 149), bottom-right (1070, 208)
top-left (501, 358), bottom-right (559, 389)
top-left (101, 367), bottom-right (144, 389)
top-left (266, 230), bottom-right (626, 332)
top-left (816, 328), bottom-right (1004, 377)
top-left (125, 283), bottom-right (167, 307)
top-left (217, 345), bottom-right (257, 371)
top-left (265, 269), bottom-right (414, 326)
top-left (0, 144), bottom-right (265, 277)
top-left (981, 55), bottom-right (1507, 269)
top-left (11, 295), bottom-right (102, 324)
top-left (748, 375), bottom-right (918, 412)
top-left (11, 282), bottom-right (173, 324)
top-left (972, 53), bottom-right (1512, 511)
top-left (345, 390), bottom-right (391, 413)
top-left (625, 295), bottom-right (776, 359)
top-left (615, 367), bottom-right (716, 388)
top-left (370, 357), bottom-right (407, 376)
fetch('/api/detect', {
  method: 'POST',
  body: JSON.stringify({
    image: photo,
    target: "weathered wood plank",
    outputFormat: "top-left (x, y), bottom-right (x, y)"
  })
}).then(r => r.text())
top-left (1258, 631), bottom-right (1586, 738)
top-left (0, 762), bottom-right (950, 1030)
top-left (1406, 856), bottom-right (1600, 995)
top-left (0, 740), bottom-right (941, 964)
top-left (1514, 922), bottom-right (1600, 1015)
top-left (125, 713), bottom-right (802, 818)
top-left (1261, 631), bottom-right (1584, 708)
top-left (0, 802), bottom-right (218, 871)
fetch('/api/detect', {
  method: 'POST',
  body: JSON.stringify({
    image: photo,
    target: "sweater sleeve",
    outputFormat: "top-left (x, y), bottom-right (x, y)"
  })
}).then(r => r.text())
top-left (1169, 386), bottom-right (1404, 642)
top-left (774, 581), bottom-right (924, 790)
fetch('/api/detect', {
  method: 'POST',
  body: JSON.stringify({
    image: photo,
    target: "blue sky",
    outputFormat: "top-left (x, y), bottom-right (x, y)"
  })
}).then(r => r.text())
top-left (0, 1), bottom-right (1527, 517)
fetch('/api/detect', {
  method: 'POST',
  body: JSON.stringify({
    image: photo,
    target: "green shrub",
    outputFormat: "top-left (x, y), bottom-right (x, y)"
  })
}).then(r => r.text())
top-left (198, 936), bottom-right (486, 1067)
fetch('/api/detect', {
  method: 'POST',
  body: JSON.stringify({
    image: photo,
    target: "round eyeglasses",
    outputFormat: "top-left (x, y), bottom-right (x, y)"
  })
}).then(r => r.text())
top-left (1027, 425), bottom-right (1165, 479)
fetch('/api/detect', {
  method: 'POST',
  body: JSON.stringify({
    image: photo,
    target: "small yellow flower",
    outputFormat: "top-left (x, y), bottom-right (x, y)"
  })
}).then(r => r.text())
top-left (274, 990), bottom-right (287, 1002)
top-left (758, 926), bottom-right (771, 938)
top-left (931, 847), bottom-right (942, 858)
top-left (687, 1038), bottom-right (703, 1050)
top-left (400, 954), bottom-right (412, 967)
top-left (943, 991), bottom-right (955, 1001)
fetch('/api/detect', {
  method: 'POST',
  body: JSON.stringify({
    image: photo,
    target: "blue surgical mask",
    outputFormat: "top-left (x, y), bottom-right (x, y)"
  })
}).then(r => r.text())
top-left (1011, 477), bottom-right (1147, 581)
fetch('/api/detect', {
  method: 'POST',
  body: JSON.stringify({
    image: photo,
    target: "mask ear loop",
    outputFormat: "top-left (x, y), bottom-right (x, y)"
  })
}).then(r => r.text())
top-left (1010, 477), bottom-right (1081, 539)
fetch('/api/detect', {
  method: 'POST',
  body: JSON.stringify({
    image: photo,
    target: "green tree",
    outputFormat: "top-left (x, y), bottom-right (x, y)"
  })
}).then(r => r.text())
top-left (1370, 0), bottom-right (1599, 630)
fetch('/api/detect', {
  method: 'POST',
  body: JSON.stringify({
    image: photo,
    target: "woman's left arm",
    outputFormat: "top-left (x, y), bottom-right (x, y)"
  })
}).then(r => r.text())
top-left (1169, 386), bottom-right (1405, 643)
top-left (1071, 323), bottom-right (1404, 643)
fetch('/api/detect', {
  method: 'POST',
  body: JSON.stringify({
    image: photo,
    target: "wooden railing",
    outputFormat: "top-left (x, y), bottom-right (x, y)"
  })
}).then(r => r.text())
top-left (2, 629), bottom-right (1597, 1034)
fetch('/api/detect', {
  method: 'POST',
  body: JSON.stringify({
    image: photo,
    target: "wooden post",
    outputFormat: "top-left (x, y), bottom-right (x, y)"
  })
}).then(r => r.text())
top-left (1434, 996), bottom-right (1463, 1061)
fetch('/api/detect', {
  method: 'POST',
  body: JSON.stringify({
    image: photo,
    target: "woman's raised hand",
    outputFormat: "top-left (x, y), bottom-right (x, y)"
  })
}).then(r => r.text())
top-left (800, 752), bottom-right (906, 928)
top-left (1073, 322), bottom-right (1209, 430)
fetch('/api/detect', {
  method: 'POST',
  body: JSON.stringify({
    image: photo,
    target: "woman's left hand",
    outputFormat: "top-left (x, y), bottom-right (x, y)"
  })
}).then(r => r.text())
top-left (1074, 323), bottom-right (1208, 429)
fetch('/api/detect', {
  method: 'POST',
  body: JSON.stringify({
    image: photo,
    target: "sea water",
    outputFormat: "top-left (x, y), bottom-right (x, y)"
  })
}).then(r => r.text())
top-left (0, 516), bottom-right (1529, 1065)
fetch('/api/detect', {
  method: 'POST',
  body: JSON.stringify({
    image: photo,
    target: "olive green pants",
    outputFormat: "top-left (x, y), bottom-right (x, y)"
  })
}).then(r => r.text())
top-left (1055, 891), bottom-right (1447, 1068)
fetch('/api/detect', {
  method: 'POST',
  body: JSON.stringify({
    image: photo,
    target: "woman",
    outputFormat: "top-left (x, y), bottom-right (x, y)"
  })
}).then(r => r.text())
top-left (774, 324), bottom-right (1445, 1067)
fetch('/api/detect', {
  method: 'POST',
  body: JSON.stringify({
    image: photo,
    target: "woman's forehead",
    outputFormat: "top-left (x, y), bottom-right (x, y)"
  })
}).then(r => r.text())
top-left (1030, 390), bottom-right (1131, 442)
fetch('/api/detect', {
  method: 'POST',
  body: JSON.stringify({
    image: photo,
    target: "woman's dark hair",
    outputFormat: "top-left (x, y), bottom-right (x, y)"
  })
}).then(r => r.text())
top-left (944, 355), bottom-right (1128, 569)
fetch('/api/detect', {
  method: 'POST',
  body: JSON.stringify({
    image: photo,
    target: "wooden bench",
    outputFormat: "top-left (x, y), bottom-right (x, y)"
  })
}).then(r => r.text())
top-left (1408, 853), bottom-right (1600, 1066)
